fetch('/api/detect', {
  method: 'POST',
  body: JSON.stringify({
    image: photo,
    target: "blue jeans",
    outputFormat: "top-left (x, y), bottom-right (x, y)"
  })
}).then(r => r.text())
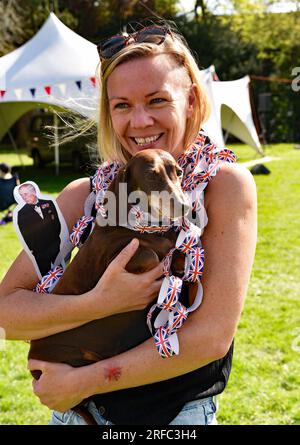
top-left (49, 396), bottom-right (218, 426)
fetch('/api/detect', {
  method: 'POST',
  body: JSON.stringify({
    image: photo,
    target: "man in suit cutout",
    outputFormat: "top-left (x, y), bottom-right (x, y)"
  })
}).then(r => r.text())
top-left (17, 183), bottom-right (62, 277)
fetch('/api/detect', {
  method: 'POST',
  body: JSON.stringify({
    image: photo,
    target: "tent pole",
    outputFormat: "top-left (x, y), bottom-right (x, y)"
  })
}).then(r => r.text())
top-left (8, 129), bottom-right (25, 169)
top-left (54, 113), bottom-right (59, 176)
top-left (223, 109), bottom-right (235, 145)
top-left (248, 81), bottom-right (266, 153)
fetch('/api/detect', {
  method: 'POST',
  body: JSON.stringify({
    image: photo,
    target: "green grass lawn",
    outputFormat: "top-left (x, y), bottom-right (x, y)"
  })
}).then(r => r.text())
top-left (0, 143), bottom-right (299, 425)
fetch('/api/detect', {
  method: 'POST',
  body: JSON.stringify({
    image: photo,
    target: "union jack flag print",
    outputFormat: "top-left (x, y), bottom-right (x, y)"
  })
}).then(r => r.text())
top-left (177, 231), bottom-right (199, 254)
top-left (158, 275), bottom-right (182, 312)
top-left (218, 149), bottom-right (237, 163)
top-left (168, 302), bottom-right (189, 336)
top-left (195, 132), bottom-right (207, 147)
top-left (70, 216), bottom-right (95, 247)
top-left (92, 160), bottom-right (120, 194)
top-left (203, 143), bottom-right (217, 165)
top-left (134, 224), bottom-right (170, 234)
top-left (84, 131), bottom-right (237, 359)
top-left (34, 266), bottom-right (64, 294)
top-left (185, 247), bottom-right (205, 282)
top-left (154, 326), bottom-right (176, 358)
top-left (162, 248), bottom-right (175, 276)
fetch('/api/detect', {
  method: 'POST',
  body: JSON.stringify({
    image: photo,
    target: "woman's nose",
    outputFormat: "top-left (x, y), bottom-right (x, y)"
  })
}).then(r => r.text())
top-left (130, 106), bottom-right (154, 128)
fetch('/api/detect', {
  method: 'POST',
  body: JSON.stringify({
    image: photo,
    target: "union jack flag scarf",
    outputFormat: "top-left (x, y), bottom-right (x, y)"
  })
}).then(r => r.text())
top-left (34, 130), bottom-right (236, 358)
top-left (89, 130), bottom-right (236, 358)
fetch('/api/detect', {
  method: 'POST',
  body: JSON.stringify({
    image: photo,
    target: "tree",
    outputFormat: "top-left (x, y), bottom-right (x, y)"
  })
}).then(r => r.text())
top-left (0, 0), bottom-right (28, 56)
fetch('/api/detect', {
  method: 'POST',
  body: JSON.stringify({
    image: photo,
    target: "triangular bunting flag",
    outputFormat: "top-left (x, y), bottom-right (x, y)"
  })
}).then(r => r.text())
top-left (56, 83), bottom-right (66, 95)
top-left (14, 88), bottom-right (23, 100)
top-left (90, 77), bottom-right (96, 87)
top-left (44, 86), bottom-right (51, 95)
top-left (30, 88), bottom-right (36, 98)
top-left (0, 90), bottom-right (6, 98)
top-left (75, 80), bottom-right (82, 90)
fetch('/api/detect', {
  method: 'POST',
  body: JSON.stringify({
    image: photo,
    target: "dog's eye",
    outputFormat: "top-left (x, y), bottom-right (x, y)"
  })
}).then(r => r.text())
top-left (145, 170), bottom-right (158, 181)
top-left (176, 167), bottom-right (183, 178)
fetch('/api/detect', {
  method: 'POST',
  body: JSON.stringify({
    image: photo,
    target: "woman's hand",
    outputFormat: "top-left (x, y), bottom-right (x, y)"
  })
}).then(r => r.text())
top-left (87, 239), bottom-right (164, 318)
top-left (28, 359), bottom-right (89, 412)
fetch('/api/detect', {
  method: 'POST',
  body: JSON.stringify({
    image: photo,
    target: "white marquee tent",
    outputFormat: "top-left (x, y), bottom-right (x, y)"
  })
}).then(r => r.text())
top-left (0, 13), bottom-right (263, 155)
top-left (0, 13), bottom-right (99, 141)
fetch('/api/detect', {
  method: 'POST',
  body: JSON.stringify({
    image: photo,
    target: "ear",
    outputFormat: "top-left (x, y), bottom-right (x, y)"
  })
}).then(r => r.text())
top-left (187, 83), bottom-right (197, 118)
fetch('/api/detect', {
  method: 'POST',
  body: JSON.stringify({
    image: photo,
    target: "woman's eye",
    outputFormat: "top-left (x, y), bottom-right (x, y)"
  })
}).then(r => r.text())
top-left (114, 102), bottom-right (129, 109)
top-left (150, 98), bottom-right (166, 104)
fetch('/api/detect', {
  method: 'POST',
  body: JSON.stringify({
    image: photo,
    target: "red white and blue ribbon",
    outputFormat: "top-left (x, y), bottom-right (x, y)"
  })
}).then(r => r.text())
top-left (167, 302), bottom-right (189, 337)
top-left (176, 227), bottom-right (200, 253)
top-left (154, 326), bottom-right (177, 358)
top-left (33, 130), bottom-right (236, 359)
top-left (88, 131), bottom-right (236, 358)
top-left (34, 265), bottom-right (64, 294)
top-left (183, 246), bottom-right (205, 283)
top-left (157, 276), bottom-right (182, 312)
top-left (162, 248), bottom-right (176, 276)
top-left (149, 224), bottom-right (205, 358)
top-left (70, 216), bottom-right (95, 247)
top-left (127, 205), bottom-right (171, 233)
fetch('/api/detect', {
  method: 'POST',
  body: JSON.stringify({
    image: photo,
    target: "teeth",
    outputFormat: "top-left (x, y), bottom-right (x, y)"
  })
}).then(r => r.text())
top-left (134, 134), bottom-right (160, 145)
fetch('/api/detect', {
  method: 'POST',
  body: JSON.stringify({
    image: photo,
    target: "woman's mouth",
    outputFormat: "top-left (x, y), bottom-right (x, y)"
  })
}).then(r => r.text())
top-left (130, 133), bottom-right (163, 148)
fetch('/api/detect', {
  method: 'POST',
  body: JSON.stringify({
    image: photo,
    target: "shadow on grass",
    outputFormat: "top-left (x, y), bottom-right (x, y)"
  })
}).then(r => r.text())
top-left (0, 145), bottom-right (99, 194)
top-left (15, 163), bottom-right (97, 194)
top-left (0, 144), bottom-right (97, 194)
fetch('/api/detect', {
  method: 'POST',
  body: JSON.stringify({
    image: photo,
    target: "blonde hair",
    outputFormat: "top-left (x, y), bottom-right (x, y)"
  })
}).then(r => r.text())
top-left (97, 29), bottom-right (211, 164)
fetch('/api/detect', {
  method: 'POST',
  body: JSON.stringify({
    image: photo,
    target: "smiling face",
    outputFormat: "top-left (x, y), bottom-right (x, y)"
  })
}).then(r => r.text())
top-left (107, 54), bottom-right (196, 160)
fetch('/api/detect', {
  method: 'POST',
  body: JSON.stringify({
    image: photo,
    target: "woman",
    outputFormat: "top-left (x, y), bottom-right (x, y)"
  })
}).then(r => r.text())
top-left (0, 21), bottom-right (257, 425)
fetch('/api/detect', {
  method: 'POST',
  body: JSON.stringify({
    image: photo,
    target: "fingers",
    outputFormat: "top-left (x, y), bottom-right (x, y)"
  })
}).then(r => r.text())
top-left (144, 261), bottom-right (164, 280)
top-left (110, 238), bottom-right (139, 269)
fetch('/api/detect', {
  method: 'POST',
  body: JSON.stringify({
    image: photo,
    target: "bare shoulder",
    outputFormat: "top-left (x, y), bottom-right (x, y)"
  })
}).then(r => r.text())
top-left (205, 162), bottom-right (257, 212)
top-left (56, 177), bottom-right (91, 231)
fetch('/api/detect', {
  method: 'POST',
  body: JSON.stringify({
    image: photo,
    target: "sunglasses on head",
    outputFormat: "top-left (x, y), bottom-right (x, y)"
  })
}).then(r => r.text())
top-left (97, 25), bottom-right (171, 61)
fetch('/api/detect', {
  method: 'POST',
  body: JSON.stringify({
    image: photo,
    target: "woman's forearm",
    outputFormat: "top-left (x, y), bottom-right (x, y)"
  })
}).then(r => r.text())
top-left (0, 238), bottom-right (161, 342)
top-left (78, 312), bottom-right (226, 400)
top-left (0, 288), bottom-right (104, 341)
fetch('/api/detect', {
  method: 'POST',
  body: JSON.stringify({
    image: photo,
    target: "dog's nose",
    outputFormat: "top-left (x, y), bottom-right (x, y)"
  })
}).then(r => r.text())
top-left (170, 199), bottom-right (190, 220)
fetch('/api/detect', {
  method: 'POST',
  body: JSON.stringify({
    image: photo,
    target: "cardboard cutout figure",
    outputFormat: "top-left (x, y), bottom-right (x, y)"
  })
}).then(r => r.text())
top-left (13, 181), bottom-right (72, 279)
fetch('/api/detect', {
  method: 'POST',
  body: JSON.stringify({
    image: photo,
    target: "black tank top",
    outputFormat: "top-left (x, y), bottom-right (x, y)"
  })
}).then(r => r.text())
top-left (88, 178), bottom-right (233, 425)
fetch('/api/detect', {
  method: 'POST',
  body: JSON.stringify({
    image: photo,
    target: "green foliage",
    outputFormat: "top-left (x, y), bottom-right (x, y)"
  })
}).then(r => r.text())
top-left (176, 14), bottom-right (261, 79)
top-left (0, 0), bottom-right (29, 56)
top-left (226, 9), bottom-right (300, 76)
top-left (0, 143), bottom-right (300, 424)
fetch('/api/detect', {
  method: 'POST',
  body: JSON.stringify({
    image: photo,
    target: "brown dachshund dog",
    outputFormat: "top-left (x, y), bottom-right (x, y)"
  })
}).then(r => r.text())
top-left (29, 149), bottom-right (192, 424)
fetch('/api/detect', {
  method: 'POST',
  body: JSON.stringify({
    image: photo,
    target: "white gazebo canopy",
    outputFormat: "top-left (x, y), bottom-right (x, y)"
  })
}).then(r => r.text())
top-left (201, 66), bottom-right (262, 152)
top-left (0, 12), bottom-right (99, 140)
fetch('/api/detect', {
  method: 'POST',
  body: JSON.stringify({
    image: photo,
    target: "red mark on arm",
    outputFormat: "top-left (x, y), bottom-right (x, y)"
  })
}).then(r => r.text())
top-left (104, 366), bottom-right (122, 382)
